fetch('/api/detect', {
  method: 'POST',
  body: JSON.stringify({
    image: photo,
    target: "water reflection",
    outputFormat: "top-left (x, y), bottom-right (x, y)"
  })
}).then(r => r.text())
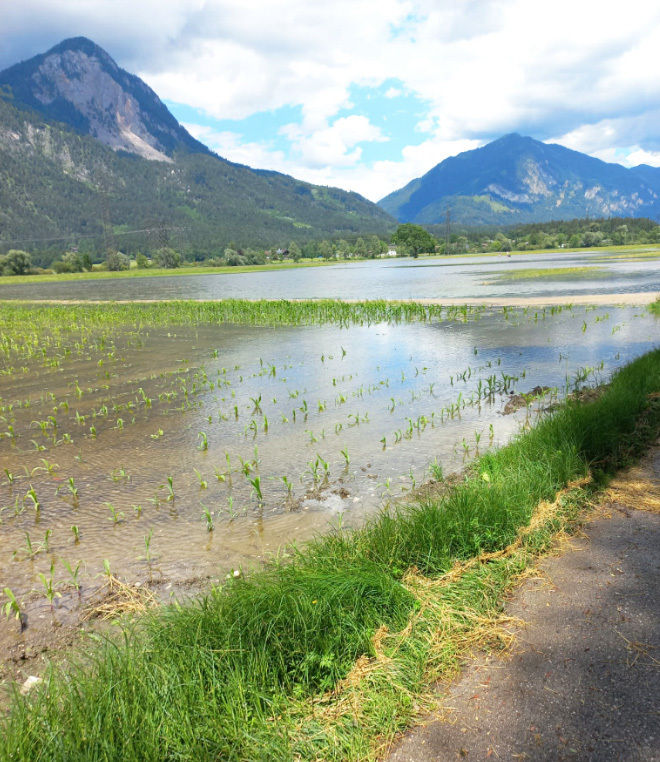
top-left (0, 305), bottom-right (657, 613)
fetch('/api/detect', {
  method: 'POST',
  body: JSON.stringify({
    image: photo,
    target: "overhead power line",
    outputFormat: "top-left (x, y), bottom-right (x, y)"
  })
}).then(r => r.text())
top-left (0, 226), bottom-right (188, 246)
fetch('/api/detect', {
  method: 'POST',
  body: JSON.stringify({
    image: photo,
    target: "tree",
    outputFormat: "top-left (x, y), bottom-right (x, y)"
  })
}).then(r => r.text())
top-left (353, 237), bottom-right (367, 258)
top-left (614, 224), bottom-right (628, 245)
top-left (454, 235), bottom-right (468, 254)
top-left (582, 231), bottom-right (603, 248)
top-left (391, 224), bottom-right (437, 258)
top-left (494, 232), bottom-right (512, 252)
top-left (367, 235), bottom-right (386, 258)
top-left (155, 247), bottom-right (181, 269)
top-left (53, 251), bottom-right (84, 273)
top-left (136, 252), bottom-right (149, 269)
top-left (244, 248), bottom-right (266, 265)
top-left (106, 251), bottom-right (130, 271)
top-left (335, 239), bottom-right (349, 259)
top-left (528, 230), bottom-right (546, 248)
top-left (224, 249), bottom-right (246, 266)
top-left (318, 240), bottom-right (333, 259)
top-left (288, 241), bottom-right (302, 261)
top-left (0, 249), bottom-right (31, 275)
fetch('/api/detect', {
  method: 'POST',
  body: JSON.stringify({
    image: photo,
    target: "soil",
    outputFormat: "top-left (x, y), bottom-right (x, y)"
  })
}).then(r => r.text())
top-left (409, 293), bottom-right (659, 307)
top-left (502, 386), bottom-right (553, 415)
top-left (0, 572), bottom-right (215, 706)
top-left (386, 445), bottom-right (660, 762)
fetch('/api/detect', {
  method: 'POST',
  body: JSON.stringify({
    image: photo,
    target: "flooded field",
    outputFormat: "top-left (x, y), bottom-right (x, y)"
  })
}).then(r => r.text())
top-left (0, 301), bottom-right (658, 650)
top-left (0, 248), bottom-right (658, 302)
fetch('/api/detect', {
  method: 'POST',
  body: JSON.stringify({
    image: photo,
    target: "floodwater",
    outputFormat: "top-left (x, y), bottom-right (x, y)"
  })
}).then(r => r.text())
top-left (0, 303), bottom-right (658, 636)
top-left (0, 249), bottom-right (658, 302)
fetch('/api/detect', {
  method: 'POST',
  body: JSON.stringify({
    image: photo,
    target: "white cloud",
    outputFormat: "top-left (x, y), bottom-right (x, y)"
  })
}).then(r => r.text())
top-left (623, 148), bottom-right (660, 168)
top-left (551, 108), bottom-right (660, 168)
top-left (183, 123), bottom-right (288, 169)
top-left (4, 0), bottom-right (660, 199)
top-left (281, 115), bottom-right (387, 169)
top-left (186, 120), bottom-right (481, 201)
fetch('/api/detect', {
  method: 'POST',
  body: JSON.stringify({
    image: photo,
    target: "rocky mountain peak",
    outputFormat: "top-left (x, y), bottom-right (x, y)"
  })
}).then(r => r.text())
top-left (0, 37), bottom-right (208, 161)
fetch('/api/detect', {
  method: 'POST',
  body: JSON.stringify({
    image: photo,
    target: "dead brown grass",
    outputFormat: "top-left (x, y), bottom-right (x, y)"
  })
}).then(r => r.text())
top-left (82, 575), bottom-right (157, 621)
top-left (605, 458), bottom-right (660, 514)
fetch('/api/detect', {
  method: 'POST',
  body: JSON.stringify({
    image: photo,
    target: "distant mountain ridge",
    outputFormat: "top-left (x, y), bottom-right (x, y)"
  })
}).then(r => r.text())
top-left (379, 134), bottom-right (660, 226)
top-left (0, 37), bottom-right (394, 258)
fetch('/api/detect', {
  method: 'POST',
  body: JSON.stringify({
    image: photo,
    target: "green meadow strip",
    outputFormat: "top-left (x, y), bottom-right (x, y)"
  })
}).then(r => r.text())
top-left (1, 349), bottom-right (659, 761)
top-left (0, 299), bottom-right (488, 332)
top-left (0, 259), bottom-right (341, 286)
top-left (494, 265), bottom-right (609, 281)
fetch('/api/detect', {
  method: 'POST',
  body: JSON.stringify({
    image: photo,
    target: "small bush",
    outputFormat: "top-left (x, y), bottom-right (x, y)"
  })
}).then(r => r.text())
top-left (0, 249), bottom-right (31, 275)
top-left (106, 251), bottom-right (130, 271)
top-left (155, 247), bottom-right (181, 269)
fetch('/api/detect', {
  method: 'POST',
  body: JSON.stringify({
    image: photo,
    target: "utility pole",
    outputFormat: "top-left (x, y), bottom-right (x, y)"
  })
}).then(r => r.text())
top-left (444, 207), bottom-right (451, 253)
top-left (101, 189), bottom-right (115, 262)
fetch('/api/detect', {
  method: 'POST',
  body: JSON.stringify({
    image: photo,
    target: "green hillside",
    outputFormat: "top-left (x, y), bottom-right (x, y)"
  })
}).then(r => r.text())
top-left (0, 97), bottom-right (394, 263)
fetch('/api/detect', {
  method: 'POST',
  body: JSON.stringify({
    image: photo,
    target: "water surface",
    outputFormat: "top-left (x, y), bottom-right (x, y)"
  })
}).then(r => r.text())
top-left (1, 303), bottom-right (657, 623)
top-left (0, 249), bottom-right (658, 301)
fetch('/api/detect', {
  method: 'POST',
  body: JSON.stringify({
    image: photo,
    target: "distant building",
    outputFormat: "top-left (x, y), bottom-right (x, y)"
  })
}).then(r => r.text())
top-left (382, 245), bottom-right (397, 257)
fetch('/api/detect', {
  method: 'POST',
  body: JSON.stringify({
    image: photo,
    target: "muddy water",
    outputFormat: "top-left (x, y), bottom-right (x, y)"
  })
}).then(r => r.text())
top-left (0, 305), bottom-right (658, 633)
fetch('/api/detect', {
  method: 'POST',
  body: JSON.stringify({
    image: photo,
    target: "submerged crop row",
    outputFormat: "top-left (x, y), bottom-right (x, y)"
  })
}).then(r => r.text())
top-left (0, 298), bottom-right (540, 336)
top-left (3, 298), bottom-right (628, 619)
top-left (1, 347), bottom-right (658, 761)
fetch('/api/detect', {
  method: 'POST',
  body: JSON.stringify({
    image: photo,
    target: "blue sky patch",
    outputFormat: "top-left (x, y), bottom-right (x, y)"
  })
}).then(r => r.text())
top-left (335, 80), bottom-right (430, 162)
top-left (167, 79), bottom-right (430, 166)
top-left (166, 100), bottom-right (303, 154)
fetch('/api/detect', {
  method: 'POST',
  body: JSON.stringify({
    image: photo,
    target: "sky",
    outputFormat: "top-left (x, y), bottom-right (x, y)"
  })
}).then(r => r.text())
top-left (2, 0), bottom-right (660, 201)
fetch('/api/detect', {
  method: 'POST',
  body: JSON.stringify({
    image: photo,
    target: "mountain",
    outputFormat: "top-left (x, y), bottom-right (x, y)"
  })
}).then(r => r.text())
top-left (0, 37), bottom-right (209, 161)
top-left (379, 133), bottom-right (660, 226)
top-left (0, 38), bottom-right (394, 261)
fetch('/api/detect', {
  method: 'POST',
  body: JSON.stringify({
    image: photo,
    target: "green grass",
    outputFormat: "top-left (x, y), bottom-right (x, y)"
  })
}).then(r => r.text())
top-left (592, 249), bottom-right (660, 262)
top-left (1, 348), bottom-right (659, 760)
top-left (0, 299), bottom-right (486, 334)
top-left (417, 243), bottom-right (660, 260)
top-left (0, 258), bottom-right (343, 286)
top-left (493, 265), bottom-right (609, 281)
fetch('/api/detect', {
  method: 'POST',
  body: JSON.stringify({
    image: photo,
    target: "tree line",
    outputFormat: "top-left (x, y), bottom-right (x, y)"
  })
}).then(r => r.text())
top-left (427, 216), bottom-right (660, 254)
top-left (2, 216), bottom-right (659, 277)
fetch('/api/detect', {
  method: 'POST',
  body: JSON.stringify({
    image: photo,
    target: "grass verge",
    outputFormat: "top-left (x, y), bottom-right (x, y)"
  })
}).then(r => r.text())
top-left (1, 349), bottom-right (659, 761)
top-left (649, 297), bottom-right (660, 316)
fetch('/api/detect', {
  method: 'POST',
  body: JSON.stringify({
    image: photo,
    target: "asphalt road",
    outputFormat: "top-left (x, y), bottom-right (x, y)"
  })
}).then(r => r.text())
top-left (388, 449), bottom-right (660, 761)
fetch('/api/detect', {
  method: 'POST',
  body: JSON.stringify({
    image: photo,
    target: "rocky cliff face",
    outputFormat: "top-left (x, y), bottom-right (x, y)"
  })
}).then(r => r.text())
top-left (0, 37), bottom-right (208, 161)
